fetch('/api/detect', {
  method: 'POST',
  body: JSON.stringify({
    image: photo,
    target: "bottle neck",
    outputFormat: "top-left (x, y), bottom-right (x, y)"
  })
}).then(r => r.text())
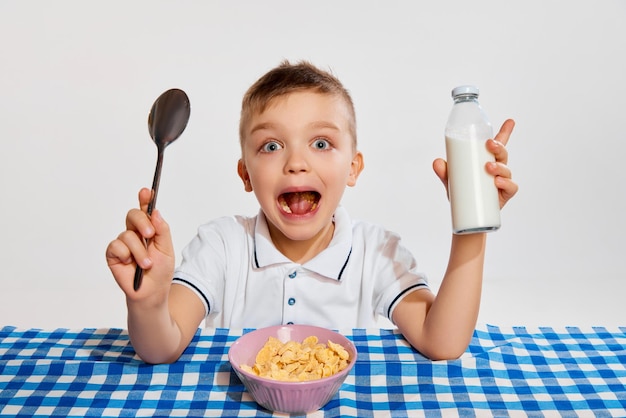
top-left (453, 94), bottom-right (479, 104)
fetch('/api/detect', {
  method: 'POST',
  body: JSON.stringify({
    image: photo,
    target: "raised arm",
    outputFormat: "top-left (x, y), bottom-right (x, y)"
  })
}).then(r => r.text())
top-left (393, 119), bottom-right (517, 360)
top-left (105, 188), bottom-right (205, 363)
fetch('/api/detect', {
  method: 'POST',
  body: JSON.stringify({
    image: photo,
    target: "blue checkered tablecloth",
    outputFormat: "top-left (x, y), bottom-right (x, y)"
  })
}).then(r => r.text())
top-left (1, 324), bottom-right (625, 417)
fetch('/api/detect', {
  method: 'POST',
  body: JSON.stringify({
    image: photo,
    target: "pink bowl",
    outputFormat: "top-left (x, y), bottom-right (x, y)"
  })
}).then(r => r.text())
top-left (228, 324), bottom-right (357, 414)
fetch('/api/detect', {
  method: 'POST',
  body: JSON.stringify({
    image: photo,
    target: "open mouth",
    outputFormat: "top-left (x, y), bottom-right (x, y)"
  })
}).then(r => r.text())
top-left (278, 191), bottom-right (321, 215)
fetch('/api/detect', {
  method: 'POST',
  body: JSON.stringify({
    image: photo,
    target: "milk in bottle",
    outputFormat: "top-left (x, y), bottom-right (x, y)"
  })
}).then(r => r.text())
top-left (445, 85), bottom-right (500, 234)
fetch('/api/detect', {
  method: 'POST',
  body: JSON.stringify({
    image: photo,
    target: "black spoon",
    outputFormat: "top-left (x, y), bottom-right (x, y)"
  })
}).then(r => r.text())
top-left (133, 88), bottom-right (191, 291)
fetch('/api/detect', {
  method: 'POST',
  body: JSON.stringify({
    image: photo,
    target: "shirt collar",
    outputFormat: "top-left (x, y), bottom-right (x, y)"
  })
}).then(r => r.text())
top-left (253, 206), bottom-right (353, 281)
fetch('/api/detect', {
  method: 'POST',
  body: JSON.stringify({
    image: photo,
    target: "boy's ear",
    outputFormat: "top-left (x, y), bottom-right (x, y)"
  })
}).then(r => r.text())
top-left (347, 151), bottom-right (364, 187)
top-left (237, 159), bottom-right (253, 192)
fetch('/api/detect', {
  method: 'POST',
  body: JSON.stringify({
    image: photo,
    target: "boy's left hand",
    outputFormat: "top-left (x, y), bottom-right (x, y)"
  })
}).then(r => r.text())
top-left (433, 119), bottom-right (518, 209)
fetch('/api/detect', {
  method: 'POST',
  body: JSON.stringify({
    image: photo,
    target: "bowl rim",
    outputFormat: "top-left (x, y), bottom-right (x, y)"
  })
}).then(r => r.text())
top-left (228, 324), bottom-right (357, 385)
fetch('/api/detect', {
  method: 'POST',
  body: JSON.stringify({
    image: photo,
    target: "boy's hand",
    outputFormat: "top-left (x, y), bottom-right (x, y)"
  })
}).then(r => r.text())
top-left (433, 119), bottom-right (518, 209)
top-left (105, 188), bottom-right (176, 305)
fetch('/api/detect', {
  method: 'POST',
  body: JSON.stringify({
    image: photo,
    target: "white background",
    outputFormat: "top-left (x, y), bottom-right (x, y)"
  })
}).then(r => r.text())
top-left (1, 1), bottom-right (624, 330)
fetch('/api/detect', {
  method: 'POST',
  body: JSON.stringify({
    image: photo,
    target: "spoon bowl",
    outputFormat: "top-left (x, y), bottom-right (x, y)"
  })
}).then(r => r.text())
top-left (134, 88), bottom-right (191, 291)
top-left (148, 88), bottom-right (191, 148)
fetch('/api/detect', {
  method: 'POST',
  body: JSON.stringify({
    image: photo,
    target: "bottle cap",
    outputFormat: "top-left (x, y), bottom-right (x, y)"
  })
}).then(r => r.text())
top-left (451, 85), bottom-right (479, 98)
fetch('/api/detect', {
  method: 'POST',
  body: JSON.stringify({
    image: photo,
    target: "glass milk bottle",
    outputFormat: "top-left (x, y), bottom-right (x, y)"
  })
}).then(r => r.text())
top-left (445, 85), bottom-right (500, 234)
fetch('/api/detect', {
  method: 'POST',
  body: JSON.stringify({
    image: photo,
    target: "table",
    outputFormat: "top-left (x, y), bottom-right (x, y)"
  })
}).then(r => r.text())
top-left (1, 324), bottom-right (625, 417)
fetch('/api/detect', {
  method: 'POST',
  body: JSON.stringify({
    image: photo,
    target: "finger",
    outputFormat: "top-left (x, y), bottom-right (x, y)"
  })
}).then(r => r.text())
top-left (125, 208), bottom-right (155, 238)
top-left (432, 158), bottom-right (450, 199)
top-left (495, 177), bottom-right (519, 206)
top-left (105, 239), bottom-right (134, 266)
top-left (138, 188), bottom-right (152, 213)
top-left (486, 161), bottom-right (512, 180)
top-left (486, 138), bottom-right (509, 165)
top-left (116, 230), bottom-right (154, 269)
top-left (493, 119), bottom-right (515, 147)
top-left (149, 209), bottom-right (174, 257)
top-left (432, 158), bottom-right (448, 185)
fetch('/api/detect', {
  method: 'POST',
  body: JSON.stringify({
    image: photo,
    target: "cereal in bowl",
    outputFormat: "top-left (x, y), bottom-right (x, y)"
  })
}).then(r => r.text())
top-left (241, 335), bottom-right (350, 381)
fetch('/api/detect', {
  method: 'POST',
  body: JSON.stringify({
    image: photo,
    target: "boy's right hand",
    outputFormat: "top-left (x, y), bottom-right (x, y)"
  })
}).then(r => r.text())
top-left (105, 188), bottom-right (175, 305)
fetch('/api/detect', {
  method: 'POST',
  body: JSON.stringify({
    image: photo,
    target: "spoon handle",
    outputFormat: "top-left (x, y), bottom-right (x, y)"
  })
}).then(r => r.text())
top-left (133, 147), bottom-right (165, 291)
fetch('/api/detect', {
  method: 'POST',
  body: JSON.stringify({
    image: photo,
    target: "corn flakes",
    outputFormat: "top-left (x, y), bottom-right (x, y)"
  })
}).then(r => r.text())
top-left (240, 335), bottom-right (351, 381)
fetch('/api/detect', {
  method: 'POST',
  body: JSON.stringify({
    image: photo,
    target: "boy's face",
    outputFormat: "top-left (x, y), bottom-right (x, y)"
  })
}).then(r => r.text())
top-left (238, 90), bottom-right (363, 252)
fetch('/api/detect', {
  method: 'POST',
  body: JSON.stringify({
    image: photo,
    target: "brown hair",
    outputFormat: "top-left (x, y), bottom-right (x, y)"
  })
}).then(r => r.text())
top-left (239, 60), bottom-right (357, 150)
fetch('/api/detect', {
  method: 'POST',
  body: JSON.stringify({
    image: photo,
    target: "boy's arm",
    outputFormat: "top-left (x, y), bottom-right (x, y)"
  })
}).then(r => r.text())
top-left (106, 188), bottom-right (205, 364)
top-left (393, 233), bottom-right (486, 360)
top-left (127, 284), bottom-right (206, 364)
top-left (394, 119), bottom-right (517, 360)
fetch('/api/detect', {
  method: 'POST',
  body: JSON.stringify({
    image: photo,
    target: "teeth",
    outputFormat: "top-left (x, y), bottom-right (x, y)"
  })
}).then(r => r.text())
top-left (279, 191), bottom-right (319, 214)
top-left (280, 199), bottom-right (292, 213)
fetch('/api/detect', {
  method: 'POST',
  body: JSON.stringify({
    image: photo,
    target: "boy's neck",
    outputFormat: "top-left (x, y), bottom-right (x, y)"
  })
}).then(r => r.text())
top-left (267, 221), bottom-right (335, 264)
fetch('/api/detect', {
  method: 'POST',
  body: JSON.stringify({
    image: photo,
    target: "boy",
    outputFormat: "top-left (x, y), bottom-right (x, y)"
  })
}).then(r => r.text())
top-left (106, 61), bottom-right (517, 364)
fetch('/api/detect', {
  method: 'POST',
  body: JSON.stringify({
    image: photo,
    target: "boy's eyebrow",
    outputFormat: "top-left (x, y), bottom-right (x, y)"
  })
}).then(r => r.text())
top-left (249, 121), bottom-right (341, 135)
top-left (249, 122), bottom-right (276, 135)
top-left (308, 121), bottom-right (341, 131)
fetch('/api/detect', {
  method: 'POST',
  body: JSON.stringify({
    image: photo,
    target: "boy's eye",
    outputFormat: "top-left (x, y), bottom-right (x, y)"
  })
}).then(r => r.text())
top-left (312, 138), bottom-right (330, 150)
top-left (261, 141), bottom-right (282, 153)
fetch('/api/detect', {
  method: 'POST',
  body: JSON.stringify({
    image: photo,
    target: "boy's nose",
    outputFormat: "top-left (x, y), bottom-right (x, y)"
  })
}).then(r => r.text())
top-left (284, 148), bottom-right (310, 174)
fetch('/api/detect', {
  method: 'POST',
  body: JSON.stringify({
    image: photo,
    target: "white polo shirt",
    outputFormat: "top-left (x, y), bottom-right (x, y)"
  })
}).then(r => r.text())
top-left (172, 206), bottom-right (428, 330)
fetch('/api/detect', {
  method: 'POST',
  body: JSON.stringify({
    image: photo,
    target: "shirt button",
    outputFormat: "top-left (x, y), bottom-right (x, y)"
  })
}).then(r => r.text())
top-left (288, 298), bottom-right (296, 306)
top-left (289, 271), bottom-right (297, 279)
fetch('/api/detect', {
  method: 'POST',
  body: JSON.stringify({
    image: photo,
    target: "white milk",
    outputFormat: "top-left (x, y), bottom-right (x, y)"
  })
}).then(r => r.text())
top-left (445, 135), bottom-right (500, 234)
